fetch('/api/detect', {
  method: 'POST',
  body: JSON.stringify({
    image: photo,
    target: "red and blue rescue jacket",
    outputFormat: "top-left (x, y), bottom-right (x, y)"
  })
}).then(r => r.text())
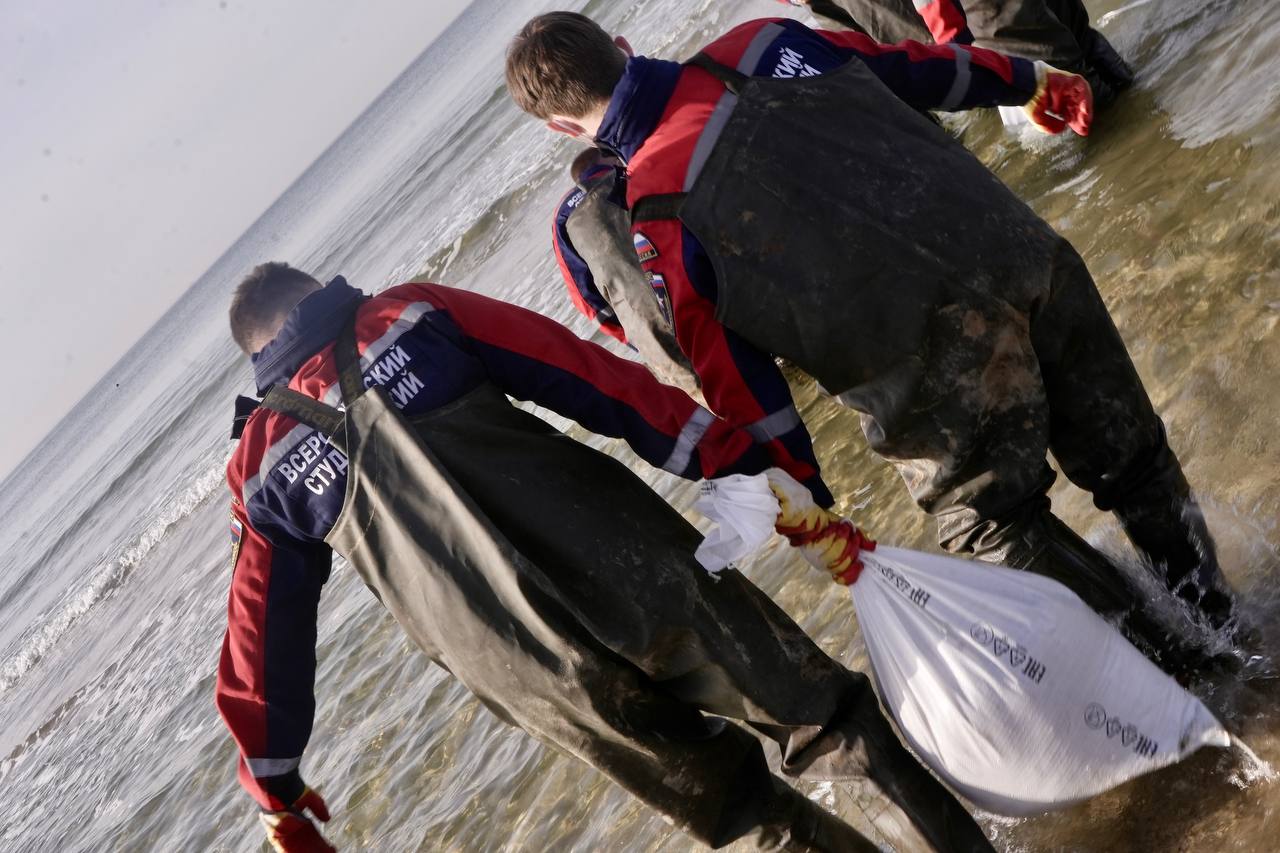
top-left (596, 18), bottom-right (1037, 502)
top-left (216, 278), bottom-right (769, 811)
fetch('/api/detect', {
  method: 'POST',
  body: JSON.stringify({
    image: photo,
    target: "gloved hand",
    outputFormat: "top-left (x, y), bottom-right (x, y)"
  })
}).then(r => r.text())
top-left (766, 469), bottom-right (874, 585)
top-left (1023, 61), bottom-right (1093, 137)
top-left (260, 786), bottom-right (336, 853)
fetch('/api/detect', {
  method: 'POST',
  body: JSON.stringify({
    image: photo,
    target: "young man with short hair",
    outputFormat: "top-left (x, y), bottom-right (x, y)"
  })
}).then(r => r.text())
top-left (217, 263), bottom-right (995, 851)
top-left (505, 13), bottom-right (1237, 665)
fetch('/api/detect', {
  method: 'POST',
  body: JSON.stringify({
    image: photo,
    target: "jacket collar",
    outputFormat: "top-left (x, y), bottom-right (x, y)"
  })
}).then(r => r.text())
top-left (251, 276), bottom-right (366, 394)
top-left (595, 56), bottom-right (684, 163)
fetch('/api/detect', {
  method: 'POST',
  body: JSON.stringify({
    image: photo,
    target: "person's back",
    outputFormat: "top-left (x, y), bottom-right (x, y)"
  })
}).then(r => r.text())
top-left (623, 18), bottom-right (1057, 396)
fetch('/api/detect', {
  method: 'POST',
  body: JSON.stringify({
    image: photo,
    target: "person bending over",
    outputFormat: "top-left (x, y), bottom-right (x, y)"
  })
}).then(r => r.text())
top-left (774, 0), bottom-right (1133, 104)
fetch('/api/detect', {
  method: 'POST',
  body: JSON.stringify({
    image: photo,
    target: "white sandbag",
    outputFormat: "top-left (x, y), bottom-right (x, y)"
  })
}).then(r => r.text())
top-left (694, 472), bottom-right (1231, 816)
top-left (852, 546), bottom-right (1229, 814)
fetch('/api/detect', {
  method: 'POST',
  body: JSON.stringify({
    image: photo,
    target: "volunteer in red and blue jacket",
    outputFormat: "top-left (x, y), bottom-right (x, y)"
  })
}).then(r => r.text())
top-left (505, 14), bottom-right (1240, 670)
top-left (217, 264), bottom-right (990, 852)
top-left (552, 147), bottom-right (701, 392)
top-left (773, 0), bottom-right (1133, 104)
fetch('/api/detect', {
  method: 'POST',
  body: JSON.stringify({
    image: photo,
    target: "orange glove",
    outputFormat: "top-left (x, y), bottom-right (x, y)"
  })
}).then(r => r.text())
top-left (260, 787), bottom-right (336, 853)
top-left (1023, 61), bottom-right (1093, 137)
top-left (766, 470), bottom-right (874, 585)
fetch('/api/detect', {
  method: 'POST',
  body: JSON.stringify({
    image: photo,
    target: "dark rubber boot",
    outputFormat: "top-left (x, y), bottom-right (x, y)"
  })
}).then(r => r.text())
top-left (1024, 515), bottom-right (1235, 675)
top-left (1109, 460), bottom-right (1239, 631)
top-left (1084, 29), bottom-right (1135, 91)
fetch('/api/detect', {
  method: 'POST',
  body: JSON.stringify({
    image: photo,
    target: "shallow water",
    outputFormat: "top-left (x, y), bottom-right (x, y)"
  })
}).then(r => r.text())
top-left (1, 0), bottom-right (1278, 850)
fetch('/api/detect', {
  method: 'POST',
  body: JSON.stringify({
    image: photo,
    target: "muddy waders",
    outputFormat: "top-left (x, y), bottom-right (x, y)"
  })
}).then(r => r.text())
top-left (951, 0), bottom-right (1133, 103)
top-left (800, 0), bottom-right (1132, 104)
top-left (259, 315), bottom-right (992, 851)
top-left (801, 0), bottom-right (1085, 62)
top-left (802, 0), bottom-right (932, 43)
top-left (630, 38), bottom-right (1235, 667)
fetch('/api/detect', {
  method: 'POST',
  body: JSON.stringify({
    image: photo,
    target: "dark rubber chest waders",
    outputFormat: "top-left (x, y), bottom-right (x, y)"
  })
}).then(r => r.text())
top-left (806, 0), bottom-right (931, 42)
top-left (258, 314), bottom-right (995, 851)
top-left (632, 43), bottom-right (1236, 667)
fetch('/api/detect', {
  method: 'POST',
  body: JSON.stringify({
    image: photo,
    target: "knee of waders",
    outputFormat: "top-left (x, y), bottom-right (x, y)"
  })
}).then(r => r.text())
top-left (934, 494), bottom-right (1055, 563)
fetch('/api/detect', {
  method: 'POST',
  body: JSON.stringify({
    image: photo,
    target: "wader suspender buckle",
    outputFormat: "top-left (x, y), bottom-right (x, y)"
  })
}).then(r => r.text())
top-left (333, 313), bottom-right (366, 408)
top-left (259, 307), bottom-right (368, 455)
top-left (629, 53), bottom-right (745, 227)
top-left (687, 51), bottom-right (748, 94)
top-left (630, 193), bottom-right (686, 225)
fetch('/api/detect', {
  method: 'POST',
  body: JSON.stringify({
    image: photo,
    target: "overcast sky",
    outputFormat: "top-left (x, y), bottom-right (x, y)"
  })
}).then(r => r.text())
top-left (0, 0), bottom-right (471, 479)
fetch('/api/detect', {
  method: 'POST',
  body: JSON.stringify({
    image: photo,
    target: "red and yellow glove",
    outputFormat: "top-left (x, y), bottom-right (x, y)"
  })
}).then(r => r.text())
top-left (1023, 61), bottom-right (1093, 137)
top-left (260, 786), bottom-right (336, 853)
top-left (766, 470), bottom-right (874, 585)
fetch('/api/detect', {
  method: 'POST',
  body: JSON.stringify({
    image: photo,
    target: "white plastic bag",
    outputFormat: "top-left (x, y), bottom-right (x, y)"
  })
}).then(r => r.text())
top-left (693, 473), bottom-right (779, 574)
top-left (998, 104), bottom-right (1031, 129)
top-left (694, 473), bottom-right (1231, 816)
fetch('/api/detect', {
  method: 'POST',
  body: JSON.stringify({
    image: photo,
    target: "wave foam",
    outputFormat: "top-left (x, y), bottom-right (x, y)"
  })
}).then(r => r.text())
top-left (0, 461), bottom-right (227, 694)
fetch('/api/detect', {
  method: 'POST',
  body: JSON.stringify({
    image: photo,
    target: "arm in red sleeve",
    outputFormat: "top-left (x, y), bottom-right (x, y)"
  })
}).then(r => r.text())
top-left (813, 26), bottom-right (1038, 108)
top-left (631, 217), bottom-right (835, 507)
top-left (400, 284), bottom-right (767, 481)
top-left (216, 491), bottom-right (331, 811)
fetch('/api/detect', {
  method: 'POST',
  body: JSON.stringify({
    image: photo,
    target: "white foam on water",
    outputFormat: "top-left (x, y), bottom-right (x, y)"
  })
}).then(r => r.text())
top-left (1098, 0), bottom-right (1160, 28)
top-left (1228, 736), bottom-right (1278, 790)
top-left (0, 460), bottom-right (228, 695)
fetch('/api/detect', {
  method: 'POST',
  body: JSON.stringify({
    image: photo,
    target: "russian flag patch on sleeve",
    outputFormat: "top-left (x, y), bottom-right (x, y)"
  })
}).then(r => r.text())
top-left (633, 232), bottom-right (659, 263)
top-left (229, 514), bottom-right (244, 570)
top-left (647, 272), bottom-right (672, 324)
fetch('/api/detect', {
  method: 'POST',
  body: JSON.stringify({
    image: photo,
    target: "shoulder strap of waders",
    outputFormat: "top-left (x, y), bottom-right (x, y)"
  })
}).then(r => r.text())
top-left (686, 51), bottom-right (748, 95)
top-left (630, 193), bottom-right (687, 224)
top-left (259, 386), bottom-right (348, 454)
top-left (256, 303), bottom-right (370, 453)
top-left (629, 52), bottom-right (750, 227)
top-left (333, 310), bottom-right (367, 407)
